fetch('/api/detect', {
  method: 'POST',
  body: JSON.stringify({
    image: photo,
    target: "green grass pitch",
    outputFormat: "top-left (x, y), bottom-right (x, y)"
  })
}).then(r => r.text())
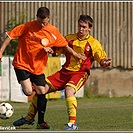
top-left (0, 97), bottom-right (132, 131)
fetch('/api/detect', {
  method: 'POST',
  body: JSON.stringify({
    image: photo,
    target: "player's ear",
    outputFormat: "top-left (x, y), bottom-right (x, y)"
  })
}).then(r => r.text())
top-left (88, 27), bottom-right (92, 32)
top-left (48, 17), bottom-right (50, 21)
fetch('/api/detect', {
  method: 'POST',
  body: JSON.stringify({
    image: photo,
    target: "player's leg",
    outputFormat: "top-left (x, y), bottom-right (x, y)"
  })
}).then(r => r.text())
top-left (32, 74), bottom-right (60, 129)
top-left (64, 72), bottom-right (88, 130)
top-left (64, 86), bottom-right (78, 130)
top-left (14, 68), bottom-right (33, 96)
top-left (25, 83), bottom-right (56, 122)
top-left (13, 82), bottom-right (57, 127)
top-left (26, 88), bottom-right (38, 121)
top-left (20, 79), bottom-right (33, 96)
top-left (33, 83), bottom-right (59, 129)
top-left (13, 91), bottom-right (49, 128)
top-left (31, 74), bottom-right (50, 129)
top-left (13, 68), bottom-right (36, 126)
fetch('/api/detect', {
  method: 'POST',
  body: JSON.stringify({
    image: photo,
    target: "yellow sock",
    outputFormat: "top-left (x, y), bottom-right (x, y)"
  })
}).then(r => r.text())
top-left (66, 96), bottom-right (77, 124)
top-left (26, 94), bottom-right (38, 121)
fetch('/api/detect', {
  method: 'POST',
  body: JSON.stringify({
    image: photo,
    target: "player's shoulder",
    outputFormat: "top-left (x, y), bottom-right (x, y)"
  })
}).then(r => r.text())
top-left (45, 23), bottom-right (61, 35)
top-left (88, 35), bottom-right (100, 44)
top-left (26, 20), bottom-right (35, 24)
top-left (47, 23), bottom-right (58, 30)
top-left (65, 33), bottom-right (76, 40)
top-left (88, 35), bottom-right (96, 41)
top-left (24, 20), bottom-right (36, 28)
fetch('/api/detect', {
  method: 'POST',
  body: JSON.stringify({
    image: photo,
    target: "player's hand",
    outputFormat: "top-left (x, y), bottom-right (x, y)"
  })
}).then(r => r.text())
top-left (44, 47), bottom-right (54, 54)
top-left (74, 53), bottom-right (86, 61)
top-left (101, 58), bottom-right (112, 68)
top-left (73, 53), bottom-right (86, 64)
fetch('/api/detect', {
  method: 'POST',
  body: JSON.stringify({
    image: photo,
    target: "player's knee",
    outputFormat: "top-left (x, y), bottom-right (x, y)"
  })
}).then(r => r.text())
top-left (65, 86), bottom-right (75, 97)
top-left (38, 90), bottom-right (45, 94)
top-left (23, 90), bottom-right (32, 96)
top-left (36, 88), bottom-right (46, 94)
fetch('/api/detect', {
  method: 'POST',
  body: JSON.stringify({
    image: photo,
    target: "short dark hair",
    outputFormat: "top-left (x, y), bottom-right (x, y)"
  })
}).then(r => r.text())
top-left (78, 15), bottom-right (93, 28)
top-left (36, 7), bottom-right (50, 19)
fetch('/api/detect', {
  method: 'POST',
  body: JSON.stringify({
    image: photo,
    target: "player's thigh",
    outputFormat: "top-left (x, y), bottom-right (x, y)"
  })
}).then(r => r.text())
top-left (47, 70), bottom-right (68, 90)
top-left (66, 72), bottom-right (88, 92)
top-left (14, 67), bottom-right (31, 83)
top-left (31, 74), bottom-right (46, 86)
top-left (31, 74), bottom-right (46, 94)
top-left (14, 68), bottom-right (33, 95)
top-left (46, 82), bottom-right (57, 93)
top-left (20, 78), bottom-right (33, 94)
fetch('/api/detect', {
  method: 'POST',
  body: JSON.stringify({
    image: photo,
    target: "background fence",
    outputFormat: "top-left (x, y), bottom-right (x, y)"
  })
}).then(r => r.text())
top-left (0, 1), bottom-right (133, 69)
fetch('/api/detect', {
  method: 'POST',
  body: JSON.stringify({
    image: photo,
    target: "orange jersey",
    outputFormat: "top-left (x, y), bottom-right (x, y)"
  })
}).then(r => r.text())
top-left (6, 20), bottom-right (68, 74)
top-left (53, 33), bottom-right (107, 74)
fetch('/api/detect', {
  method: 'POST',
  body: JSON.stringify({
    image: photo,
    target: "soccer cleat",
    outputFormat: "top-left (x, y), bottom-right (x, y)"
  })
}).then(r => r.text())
top-left (13, 116), bottom-right (35, 126)
top-left (64, 122), bottom-right (78, 130)
top-left (37, 122), bottom-right (50, 129)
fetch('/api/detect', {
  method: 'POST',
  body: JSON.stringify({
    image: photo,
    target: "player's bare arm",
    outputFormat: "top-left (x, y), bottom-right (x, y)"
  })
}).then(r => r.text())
top-left (63, 45), bottom-right (86, 61)
top-left (0, 36), bottom-right (11, 62)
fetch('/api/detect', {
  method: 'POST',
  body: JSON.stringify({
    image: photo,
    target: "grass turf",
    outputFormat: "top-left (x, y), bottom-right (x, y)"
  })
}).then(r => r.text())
top-left (0, 97), bottom-right (132, 131)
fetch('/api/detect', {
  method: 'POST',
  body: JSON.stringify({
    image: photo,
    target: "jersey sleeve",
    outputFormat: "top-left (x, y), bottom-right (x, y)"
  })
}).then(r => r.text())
top-left (6, 24), bottom-right (28, 39)
top-left (52, 28), bottom-right (68, 47)
top-left (92, 40), bottom-right (107, 63)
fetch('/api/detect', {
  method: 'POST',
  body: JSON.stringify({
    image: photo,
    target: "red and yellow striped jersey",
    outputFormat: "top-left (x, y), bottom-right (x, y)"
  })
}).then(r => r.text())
top-left (53, 33), bottom-right (107, 74)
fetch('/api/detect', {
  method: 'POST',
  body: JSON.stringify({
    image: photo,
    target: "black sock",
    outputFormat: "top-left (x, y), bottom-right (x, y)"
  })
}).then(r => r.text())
top-left (37, 94), bottom-right (47, 124)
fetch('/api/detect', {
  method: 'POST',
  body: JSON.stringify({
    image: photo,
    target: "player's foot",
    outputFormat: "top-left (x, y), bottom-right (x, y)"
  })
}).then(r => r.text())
top-left (37, 122), bottom-right (50, 129)
top-left (64, 122), bottom-right (78, 130)
top-left (13, 116), bottom-right (35, 126)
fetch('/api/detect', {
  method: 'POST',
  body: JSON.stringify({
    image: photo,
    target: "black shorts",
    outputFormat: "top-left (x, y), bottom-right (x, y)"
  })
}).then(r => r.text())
top-left (14, 67), bottom-right (46, 86)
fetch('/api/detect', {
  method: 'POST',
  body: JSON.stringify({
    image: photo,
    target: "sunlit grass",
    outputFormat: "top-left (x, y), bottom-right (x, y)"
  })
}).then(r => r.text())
top-left (0, 97), bottom-right (132, 131)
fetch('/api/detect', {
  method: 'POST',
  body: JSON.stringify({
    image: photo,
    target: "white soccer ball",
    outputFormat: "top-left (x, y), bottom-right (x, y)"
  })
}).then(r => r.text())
top-left (0, 102), bottom-right (14, 119)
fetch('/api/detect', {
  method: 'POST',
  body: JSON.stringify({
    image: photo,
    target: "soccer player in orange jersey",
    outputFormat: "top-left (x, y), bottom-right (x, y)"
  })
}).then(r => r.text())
top-left (0, 7), bottom-right (85, 129)
top-left (13, 14), bottom-right (112, 130)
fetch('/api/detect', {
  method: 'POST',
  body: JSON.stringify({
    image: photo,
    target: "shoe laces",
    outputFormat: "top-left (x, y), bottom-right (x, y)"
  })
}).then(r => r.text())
top-left (65, 122), bottom-right (76, 127)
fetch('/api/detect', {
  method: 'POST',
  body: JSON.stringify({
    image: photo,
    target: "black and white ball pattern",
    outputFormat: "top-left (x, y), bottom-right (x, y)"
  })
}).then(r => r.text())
top-left (0, 102), bottom-right (14, 119)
